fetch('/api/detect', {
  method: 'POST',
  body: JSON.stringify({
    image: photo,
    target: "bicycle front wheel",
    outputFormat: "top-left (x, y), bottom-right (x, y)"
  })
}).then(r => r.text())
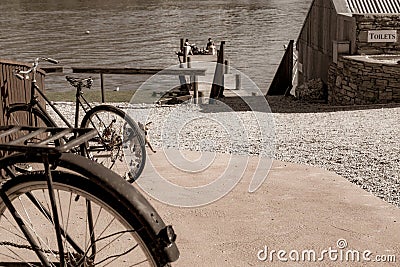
top-left (0, 171), bottom-right (164, 266)
top-left (81, 105), bottom-right (146, 182)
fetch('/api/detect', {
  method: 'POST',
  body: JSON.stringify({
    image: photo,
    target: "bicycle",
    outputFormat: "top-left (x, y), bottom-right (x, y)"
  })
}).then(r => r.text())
top-left (0, 125), bottom-right (179, 266)
top-left (6, 57), bottom-right (146, 182)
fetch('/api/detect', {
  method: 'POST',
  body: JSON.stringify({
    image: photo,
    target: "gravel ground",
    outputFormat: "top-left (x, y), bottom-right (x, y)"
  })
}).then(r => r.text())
top-left (50, 96), bottom-right (400, 207)
top-left (273, 105), bottom-right (400, 206)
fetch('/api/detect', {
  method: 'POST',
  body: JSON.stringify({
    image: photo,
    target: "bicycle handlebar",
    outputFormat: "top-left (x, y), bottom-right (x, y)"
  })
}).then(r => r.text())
top-left (45, 58), bottom-right (59, 64)
top-left (35, 57), bottom-right (59, 65)
top-left (15, 57), bottom-right (59, 79)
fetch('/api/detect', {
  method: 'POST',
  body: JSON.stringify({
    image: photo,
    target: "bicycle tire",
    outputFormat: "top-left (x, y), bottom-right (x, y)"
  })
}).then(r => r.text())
top-left (0, 170), bottom-right (174, 266)
top-left (80, 105), bottom-right (146, 183)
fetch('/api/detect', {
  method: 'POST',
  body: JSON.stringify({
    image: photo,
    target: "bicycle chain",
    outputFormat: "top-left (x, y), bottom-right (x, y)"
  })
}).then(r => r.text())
top-left (0, 241), bottom-right (59, 254)
top-left (0, 241), bottom-right (96, 266)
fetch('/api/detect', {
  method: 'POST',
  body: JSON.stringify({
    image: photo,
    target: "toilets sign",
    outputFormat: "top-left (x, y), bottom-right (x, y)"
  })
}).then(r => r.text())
top-left (368, 30), bottom-right (397, 43)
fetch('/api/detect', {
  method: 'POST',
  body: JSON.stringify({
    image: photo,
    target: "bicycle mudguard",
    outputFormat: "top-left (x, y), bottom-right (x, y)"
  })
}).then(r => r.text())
top-left (0, 153), bottom-right (180, 264)
top-left (7, 103), bottom-right (41, 112)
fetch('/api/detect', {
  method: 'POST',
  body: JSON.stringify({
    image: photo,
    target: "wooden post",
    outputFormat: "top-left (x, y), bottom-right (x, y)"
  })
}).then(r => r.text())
top-left (180, 38), bottom-right (184, 52)
top-left (187, 57), bottom-right (198, 104)
top-left (224, 60), bottom-right (229, 74)
top-left (183, 46), bottom-right (188, 63)
top-left (192, 75), bottom-right (198, 104)
top-left (187, 56), bottom-right (191, 87)
top-left (224, 60), bottom-right (229, 92)
top-left (178, 60), bottom-right (189, 95)
top-left (220, 41), bottom-right (225, 63)
top-left (218, 41), bottom-right (225, 98)
top-left (100, 73), bottom-right (105, 103)
top-left (209, 41), bottom-right (226, 101)
top-left (235, 73), bottom-right (241, 90)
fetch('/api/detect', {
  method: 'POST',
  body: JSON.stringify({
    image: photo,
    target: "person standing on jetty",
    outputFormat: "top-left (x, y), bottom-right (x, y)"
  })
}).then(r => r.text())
top-left (184, 39), bottom-right (193, 55)
top-left (206, 38), bottom-right (216, 55)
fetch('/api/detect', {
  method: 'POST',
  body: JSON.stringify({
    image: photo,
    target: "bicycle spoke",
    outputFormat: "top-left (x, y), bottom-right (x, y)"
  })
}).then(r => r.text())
top-left (17, 195), bottom-right (47, 255)
top-left (97, 243), bottom-right (139, 265)
top-left (0, 190), bottom-right (52, 266)
top-left (62, 192), bottom-right (74, 259)
top-left (25, 191), bottom-right (85, 256)
top-left (0, 214), bottom-right (27, 240)
top-left (12, 197), bottom-right (60, 263)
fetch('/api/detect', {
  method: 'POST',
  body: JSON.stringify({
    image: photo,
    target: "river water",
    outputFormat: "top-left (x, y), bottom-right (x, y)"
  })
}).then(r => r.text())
top-left (0, 0), bottom-right (312, 93)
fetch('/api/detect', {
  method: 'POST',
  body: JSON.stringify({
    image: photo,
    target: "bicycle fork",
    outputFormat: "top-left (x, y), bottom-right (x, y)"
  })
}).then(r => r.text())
top-left (43, 155), bottom-right (66, 266)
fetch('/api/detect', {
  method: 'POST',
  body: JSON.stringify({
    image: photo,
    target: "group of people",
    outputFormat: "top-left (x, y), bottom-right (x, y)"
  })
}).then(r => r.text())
top-left (183, 38), bottom-right (216, 55)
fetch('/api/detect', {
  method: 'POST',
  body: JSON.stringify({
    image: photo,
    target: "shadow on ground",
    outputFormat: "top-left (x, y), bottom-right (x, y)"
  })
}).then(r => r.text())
top-left (212, 95), bottom-right (400, 113)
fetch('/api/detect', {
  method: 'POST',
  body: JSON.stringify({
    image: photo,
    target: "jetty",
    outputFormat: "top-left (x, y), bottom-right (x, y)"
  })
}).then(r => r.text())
top-left (176, 39), bottom-right (253, 105)
top-left (37, 39), bottom-right (243, 105)
top-left (0, 38), bottom-right (267, 109)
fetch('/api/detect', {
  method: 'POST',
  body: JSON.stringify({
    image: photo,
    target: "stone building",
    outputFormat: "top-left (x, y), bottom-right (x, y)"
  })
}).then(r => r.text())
top-left (296, 0), bottom-right (400, 105)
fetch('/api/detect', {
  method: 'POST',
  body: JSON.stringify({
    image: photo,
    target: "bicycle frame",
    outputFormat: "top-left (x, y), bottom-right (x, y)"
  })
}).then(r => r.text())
top-left (29, 82), bottom-right (72, 127)
top-left (12, 57), bottom-right (97, 129)
top-left (28, 77), bottom-right (96, 129)
top-left (10, 59), bottom-right (147, 183)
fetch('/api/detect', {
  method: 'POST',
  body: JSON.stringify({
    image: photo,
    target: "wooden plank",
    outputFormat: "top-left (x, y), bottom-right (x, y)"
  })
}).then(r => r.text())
top-left (189, 54), bottom-right (217, 62)
top-left (157, 95), bottom-right (192, 105)
top-left (0, 59), bottom-right (47, 127)
top-left (100, 73), bottom-right (105, 103)
top-left (6, 63), bottom-right (13, 104)
top-left (0, 59), bottom-right (46, 75)
top-left (41, 66), bottom-right (64, 73)
top-left (0, 64), bottom-right (6, 126)
top-left (0, 125), bottom-right (19, 139)
top-left (19, 65), bottom-right (26, 103)
top-left (72, 67), bottom-right (206, 76)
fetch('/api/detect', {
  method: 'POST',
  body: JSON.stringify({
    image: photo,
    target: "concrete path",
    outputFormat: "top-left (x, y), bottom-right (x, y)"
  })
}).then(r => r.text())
top-left (138, 149), bottom-right (400, 266)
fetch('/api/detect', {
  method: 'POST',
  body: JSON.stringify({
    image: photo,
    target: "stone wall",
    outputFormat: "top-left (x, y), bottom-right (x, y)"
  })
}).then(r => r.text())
top-left (299, 14), bottom-right (400, 105)
top-left (355, 14), bottom-right (400, 55)
top-left (295, 78), bottom-right (326, 102)
top-left (328, 56), bottom-right (400, 105)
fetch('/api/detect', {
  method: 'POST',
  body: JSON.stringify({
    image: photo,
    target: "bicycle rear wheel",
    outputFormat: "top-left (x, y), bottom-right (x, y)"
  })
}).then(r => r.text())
top-left (81, 105), bottom-right (146, 182)
top-left (5, 105), bottom-right (62, 162)
top-left (0, 171), bottom-right (167, 266)
top-left (4, 105), bottom-right (59, 167)
top-left (6, 104), bottom-right (55, 128)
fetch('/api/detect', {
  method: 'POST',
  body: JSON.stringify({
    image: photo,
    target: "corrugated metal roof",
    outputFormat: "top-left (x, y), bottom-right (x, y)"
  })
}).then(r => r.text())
top-left (346, 0), bottom-right (400, 13)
